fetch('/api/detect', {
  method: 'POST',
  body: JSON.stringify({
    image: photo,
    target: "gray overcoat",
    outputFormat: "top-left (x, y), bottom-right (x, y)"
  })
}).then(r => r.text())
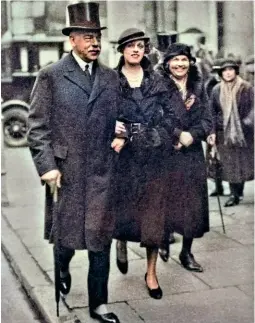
top-left (28, 53), bottom-right (120, 252)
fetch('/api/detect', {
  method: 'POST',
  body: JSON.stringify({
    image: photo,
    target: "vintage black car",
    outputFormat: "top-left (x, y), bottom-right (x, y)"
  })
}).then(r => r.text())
top-left (1, 35), bottom-right (65, 147)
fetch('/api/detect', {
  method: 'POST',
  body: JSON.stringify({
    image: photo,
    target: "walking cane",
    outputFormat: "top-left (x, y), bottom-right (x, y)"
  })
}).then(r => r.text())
top-left (52, 184), bottom-right (82, 323)
top-left (211, 145), bottom-right (226, 234)
top-left (52, 184), bottom-right (61, 317)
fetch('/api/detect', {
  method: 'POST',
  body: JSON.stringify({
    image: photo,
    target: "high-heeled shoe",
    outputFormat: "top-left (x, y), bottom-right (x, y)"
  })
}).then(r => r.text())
top-left (60, 272), bottom-right (72, 296)
top-left (116, 240), bottom-right (128, 274)
top-left (224, 195), bottom-right (240, 207)
top-left (179, 252), bottom-right (203, 272)
top-left (159, 246), bottom-right (169, 262)
top-left (144, 273), bottom-right (163, 299)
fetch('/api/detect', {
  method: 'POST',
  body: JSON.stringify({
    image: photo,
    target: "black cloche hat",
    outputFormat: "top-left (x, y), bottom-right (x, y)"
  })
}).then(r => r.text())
top-left (62, 2), bottom-right (106, 36)
top-left (163, 43), bottom-right (196, 64)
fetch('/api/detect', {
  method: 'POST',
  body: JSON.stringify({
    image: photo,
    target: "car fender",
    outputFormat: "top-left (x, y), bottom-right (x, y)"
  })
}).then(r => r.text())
top-left (1, 100), bottom-right (30, 114)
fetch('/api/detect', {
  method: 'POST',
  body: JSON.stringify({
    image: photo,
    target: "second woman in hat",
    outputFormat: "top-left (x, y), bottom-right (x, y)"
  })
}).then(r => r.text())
top-left (156, 43), bottom-right (214, 271)
top-left (111, 28), bottom-right (183, 299)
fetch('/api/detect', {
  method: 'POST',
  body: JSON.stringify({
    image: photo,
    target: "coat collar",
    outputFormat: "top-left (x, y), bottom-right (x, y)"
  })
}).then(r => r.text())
top-left (63, 53), bottom-right (109, 104)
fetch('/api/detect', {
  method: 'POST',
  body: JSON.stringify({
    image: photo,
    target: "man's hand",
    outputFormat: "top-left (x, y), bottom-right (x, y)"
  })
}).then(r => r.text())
top-left (179, 131), bottom-right (194, 147)
top-left (207, 133), bottom-right (216, 146)
top-left (41, 169), bottom-right (62, 188)
top-left (115, 121), bottom-right (126, 135)
top-left (173, 142), bottom-right (183, 150)
top-left (111, 138), bottom-right (125, 153)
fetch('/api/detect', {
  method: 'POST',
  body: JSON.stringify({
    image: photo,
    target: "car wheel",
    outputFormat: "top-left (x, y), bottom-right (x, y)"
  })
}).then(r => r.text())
top-left (2, 107), bottom-right (28, 147)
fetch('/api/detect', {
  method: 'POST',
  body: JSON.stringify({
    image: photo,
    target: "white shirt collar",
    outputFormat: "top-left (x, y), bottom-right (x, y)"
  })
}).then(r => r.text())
top-left (72, 51), bottom-right (93, 74)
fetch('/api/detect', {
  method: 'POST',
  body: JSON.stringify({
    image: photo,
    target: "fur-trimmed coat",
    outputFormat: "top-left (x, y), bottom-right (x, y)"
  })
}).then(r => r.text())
top-left (156, 64), bottom-right (213, 238)
top-left (210, 80), bottom-right (254, 182)
top-left (113, 57), bottom-right (182, 247)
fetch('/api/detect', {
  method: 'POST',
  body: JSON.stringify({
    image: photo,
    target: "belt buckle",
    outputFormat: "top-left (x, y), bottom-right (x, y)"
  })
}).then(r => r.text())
top-left (131, 123), bottom-right (141, 134)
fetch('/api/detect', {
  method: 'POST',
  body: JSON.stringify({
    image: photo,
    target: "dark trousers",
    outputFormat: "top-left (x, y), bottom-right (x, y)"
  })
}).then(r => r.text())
top-left (229, 182), bottom-right (245, 197)
top-left (57, 245), bottom-right (110, 310)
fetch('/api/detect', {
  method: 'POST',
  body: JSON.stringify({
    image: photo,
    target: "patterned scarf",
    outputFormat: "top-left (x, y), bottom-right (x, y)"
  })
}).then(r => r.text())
top-left (219, 76), bottom-right (247, 147)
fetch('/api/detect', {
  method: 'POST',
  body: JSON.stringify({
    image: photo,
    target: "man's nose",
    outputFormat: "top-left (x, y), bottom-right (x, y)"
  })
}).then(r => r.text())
top-left (91, 37), bottom-right (99, 46)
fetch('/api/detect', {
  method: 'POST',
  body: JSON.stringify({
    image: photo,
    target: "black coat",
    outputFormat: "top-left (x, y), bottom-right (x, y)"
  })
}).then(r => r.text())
top-left (28, 53), bottom-right (120, 251)
top-left (157, 64), bottom-right (213, 238)
top-left (210, 81), bottom-right (254, 182)
top-left (113, 57), bottom-right (181, 247)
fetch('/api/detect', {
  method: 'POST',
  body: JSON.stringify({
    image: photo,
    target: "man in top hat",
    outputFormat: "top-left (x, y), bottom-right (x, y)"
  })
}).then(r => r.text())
top-left (27, 2), bottom-right (124, 322)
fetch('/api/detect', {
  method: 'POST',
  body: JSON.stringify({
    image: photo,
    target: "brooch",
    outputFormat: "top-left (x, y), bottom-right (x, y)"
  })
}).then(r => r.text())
top-left (184, 94), bottom-right (196, 110)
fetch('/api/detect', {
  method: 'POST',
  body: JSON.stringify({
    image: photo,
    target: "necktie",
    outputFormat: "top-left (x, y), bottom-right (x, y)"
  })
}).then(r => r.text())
top-left (84, 64), bottom-right (91, 83)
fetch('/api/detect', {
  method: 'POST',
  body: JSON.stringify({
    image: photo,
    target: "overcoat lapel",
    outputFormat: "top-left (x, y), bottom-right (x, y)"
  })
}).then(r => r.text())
top-left (63, 53), bottom-right (92, 96)
top-left (88, 64), bottom-right (108, 104)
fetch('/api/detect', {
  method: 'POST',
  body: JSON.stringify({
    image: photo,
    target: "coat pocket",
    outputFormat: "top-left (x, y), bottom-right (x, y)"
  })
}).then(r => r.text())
top-left (52, 144), bottom-right (68, 160)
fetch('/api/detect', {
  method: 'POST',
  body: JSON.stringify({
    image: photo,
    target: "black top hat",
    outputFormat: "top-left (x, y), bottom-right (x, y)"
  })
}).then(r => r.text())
top-left (62, 2), bottom-right (106, 36)
top-left (163, 43), bottom-right (196, 64)
top-left (157, 31), bottom-right (178, 52)
top-left (218, 59), bottom-right (239, 76)
top-left (117, 28), bottom-right (150, 52)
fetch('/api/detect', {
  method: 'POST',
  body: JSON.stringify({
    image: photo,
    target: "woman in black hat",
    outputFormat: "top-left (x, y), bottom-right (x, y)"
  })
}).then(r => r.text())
top-left (156, 43), bottom-right (214, 272)
top-left (210, 59), bottom-right (254, 207)
top-left (112, 28), bottom-right (182, 299)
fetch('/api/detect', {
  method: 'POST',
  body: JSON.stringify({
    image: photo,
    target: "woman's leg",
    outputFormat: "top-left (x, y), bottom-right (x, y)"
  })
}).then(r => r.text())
top-left (146, 247), bottom-right (159, 288)
top-left (145, 247), bottom-right (162, 299)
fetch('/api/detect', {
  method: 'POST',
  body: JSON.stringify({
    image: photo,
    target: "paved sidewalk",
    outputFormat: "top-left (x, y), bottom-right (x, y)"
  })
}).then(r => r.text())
top-left (2, 147), bottom-right (254, 323)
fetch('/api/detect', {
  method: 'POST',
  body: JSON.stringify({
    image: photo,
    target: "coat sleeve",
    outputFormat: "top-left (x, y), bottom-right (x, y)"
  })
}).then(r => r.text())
top-left (189, 85), bottom-right (213, 141)
top-left (27, 69), bottom-right (57, 176)
top-left (242, 86), bottom-right (254, 129)
top-left (209, 85), bottom-right (223, 133)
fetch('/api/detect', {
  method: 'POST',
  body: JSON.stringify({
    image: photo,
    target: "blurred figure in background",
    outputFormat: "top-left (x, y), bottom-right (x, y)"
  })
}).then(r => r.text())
top-left (205, 58), bottom-right (225, 196)
top-left (244, 55), bottom-right (254, 86)
top-left (210, 59), bottom-right (254, 207)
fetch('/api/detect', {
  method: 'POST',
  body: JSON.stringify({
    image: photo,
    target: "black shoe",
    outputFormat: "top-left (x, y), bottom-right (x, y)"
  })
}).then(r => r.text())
top-left (60, 272), bottom-right (71, 296)
top-left (116, 241), bottom-right (128, 274)
top-left (159, 244), bottom-right (169, 262)
top-left (210, 189), bottom-right (224, 196)
top-left (90, 310), bottom-right (120, 323)
top-left (179, 252), bottom-right (203, 272)
top-left (224, 195), bottom-right (240, 207)
top-left (169, 233), bottom-right (176, 244)
top-left (144, 273), bottom-right (163, 299)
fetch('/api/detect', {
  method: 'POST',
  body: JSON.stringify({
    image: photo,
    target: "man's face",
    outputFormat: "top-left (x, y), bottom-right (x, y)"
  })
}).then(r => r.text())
top-left (168, 55), bottom-right (190, 79)
top-left (123, 40), bottom-right (145, 65)
top-left (222, 67), bottom-right (236, 82)
top-left (69, 31), bottom-right (101, 62)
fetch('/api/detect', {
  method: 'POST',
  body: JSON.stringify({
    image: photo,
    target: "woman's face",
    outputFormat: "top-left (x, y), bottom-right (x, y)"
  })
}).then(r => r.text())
top-left (168, 55), bottom-right (190, 79)
top-left (123, 40), bottom-right (145, 65)
top-left (222, 67), bottom-right (236, 82)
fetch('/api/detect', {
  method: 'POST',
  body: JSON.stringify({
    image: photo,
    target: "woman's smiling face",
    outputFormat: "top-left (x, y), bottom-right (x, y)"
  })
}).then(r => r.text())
top-left (123, 40), bottom-right (145, 65)
top-left (168, 55), bottom-right (190, 79)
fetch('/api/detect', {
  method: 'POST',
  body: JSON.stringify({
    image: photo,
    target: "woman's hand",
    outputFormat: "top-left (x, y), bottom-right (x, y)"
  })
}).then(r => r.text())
top-left (179, 131), bottom-right (193, 147)
top-left (115, 121), bottom-right (126, 135)
top-left (173, 142), bottom-right (183, 150)
top-left (111, 138), bottom-right (125, 153)
top-left (207, 133), bottom-right (216, 146)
